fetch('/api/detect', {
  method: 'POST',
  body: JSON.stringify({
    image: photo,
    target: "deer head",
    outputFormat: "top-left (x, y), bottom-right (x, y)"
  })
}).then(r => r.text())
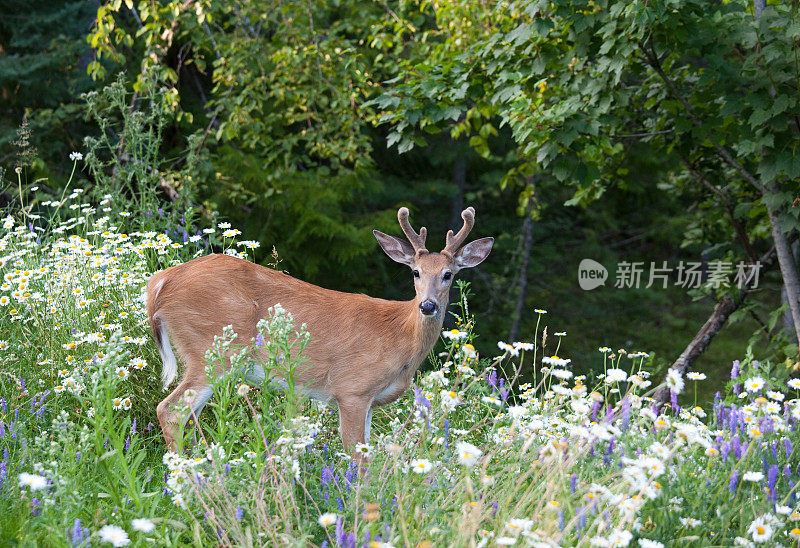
top-left (373, 207), bottom-right (494, 319)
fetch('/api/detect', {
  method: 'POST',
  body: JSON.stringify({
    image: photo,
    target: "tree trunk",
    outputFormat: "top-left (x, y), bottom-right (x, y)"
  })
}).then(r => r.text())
top-left (766, 197), bottom-right (800, 346)
top-left (653, 296), bottom-right (740, 404)
top-left (654, 243), bottom-right (783, 404)
top-left (783, 240), bottom-right (799, 343)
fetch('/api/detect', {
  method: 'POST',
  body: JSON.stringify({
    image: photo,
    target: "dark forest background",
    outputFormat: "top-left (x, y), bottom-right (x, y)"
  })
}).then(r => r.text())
top-left (2, 0), bottom-right (799, 403)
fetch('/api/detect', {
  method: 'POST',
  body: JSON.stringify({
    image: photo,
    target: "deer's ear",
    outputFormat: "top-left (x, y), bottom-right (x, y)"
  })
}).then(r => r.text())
top-left (374, 230), bottom-right (416, 266)
top-left (454, 237), bottom-right (494, 270)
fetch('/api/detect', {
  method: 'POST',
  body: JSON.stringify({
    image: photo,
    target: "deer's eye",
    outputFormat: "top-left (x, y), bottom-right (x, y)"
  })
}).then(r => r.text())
top-left (442, 271), bottom-right (452, 281)
top-left (413, 270), bottom-right (420, 278)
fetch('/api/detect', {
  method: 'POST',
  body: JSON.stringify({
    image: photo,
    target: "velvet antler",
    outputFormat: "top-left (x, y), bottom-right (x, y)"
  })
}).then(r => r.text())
top-left (397, 207), bottom-right (428, 254)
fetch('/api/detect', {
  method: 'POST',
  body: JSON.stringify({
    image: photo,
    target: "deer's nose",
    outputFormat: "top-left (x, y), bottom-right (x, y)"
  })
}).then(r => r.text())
top-left (419, 299), bottom-right (438, 316)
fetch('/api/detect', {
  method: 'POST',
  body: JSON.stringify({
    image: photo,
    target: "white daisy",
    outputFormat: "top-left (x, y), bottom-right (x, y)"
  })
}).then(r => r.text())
top-left (455, 441), bottom-right (482, 468)
top-left (98, 524), bottom-right (130, 547)
top-left (410, 459), bottom-right (433, 474)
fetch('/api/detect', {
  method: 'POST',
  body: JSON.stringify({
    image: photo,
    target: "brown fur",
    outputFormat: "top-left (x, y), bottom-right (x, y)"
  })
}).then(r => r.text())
top-left (146, 209), bottom-right (492, 454)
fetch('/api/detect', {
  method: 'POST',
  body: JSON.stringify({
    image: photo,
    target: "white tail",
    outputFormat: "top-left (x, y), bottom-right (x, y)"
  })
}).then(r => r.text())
top-left (145, 207), bottom-right (493, 454)
top-left (157, 323), bottom-right (178, 390)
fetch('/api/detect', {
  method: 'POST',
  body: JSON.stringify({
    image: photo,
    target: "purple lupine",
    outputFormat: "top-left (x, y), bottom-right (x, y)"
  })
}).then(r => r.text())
top-left (0, 422), bottom-right (5, 438)
top-left (732, 435), bottom-right (742, 460)
top-left (731, 360), bottom-right (740, 379)
top-left (321, 465), bottom-right (334, 486)
top-left (620, 397), bottom-right (631, 431)
top-left (558, 509), bottom-right (565, 530)
top-left (670, 391), bottom-right (679, 415)
top-left (132, 417), bottom-right (137, 435)
top-left (729, 406), bottom-right (738, 434)
top-left (605, 404), bottom-right (615, 423)
top-left (785, 438), bottom-right (793, 458)
top-left (71, 518), bottom-right (85, 546)
top-left (343, 462), bottom-right (357, 491)
top-left (486, 369), bottom-right (497, 388)
top-left (770, 440), bottom-right (778, 460)
top-left (31, 497), bottom-right (40, 516)
top-left (125, 436), bottom-right (130, 452)
top-left (570, 473), bottom-right (577, 493)
top-left (75, 451), bottom-right (81, 463)
top-left (414, 387), bottom-right (431, 413)
top-left (576, 506), bottom-right (586, 532)
top-left (768, 465), bottom-right (779, 500)
top-left (492, 501), bottom-right (498, 516)
top-left (0, 457), bottom-right (6, 491)
top-left (784, 465), bottom-right (792, 479)
top-left (729, 470), bottom-right (739, 493)
top-left (721, 442), bottom-right (731, 462)
top-left (335, 517), bottom-right (354, 548)
top-left (255, 333), bottom-right (264, 347)
top-left (235, 505), bottom-right (244, 521)
top-left (499, 379), bottom-right (509, 402)
top-left (591, 401), bottom-right (601, 422)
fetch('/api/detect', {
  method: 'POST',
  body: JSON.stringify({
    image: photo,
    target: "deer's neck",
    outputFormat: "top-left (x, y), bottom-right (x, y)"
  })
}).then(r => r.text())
top-left (403, 298), bottom-right (446, 368)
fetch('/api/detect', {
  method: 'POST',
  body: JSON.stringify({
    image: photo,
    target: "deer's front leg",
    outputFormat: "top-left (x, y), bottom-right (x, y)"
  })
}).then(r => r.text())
top-left (336, 397), bottom-right (372, 456)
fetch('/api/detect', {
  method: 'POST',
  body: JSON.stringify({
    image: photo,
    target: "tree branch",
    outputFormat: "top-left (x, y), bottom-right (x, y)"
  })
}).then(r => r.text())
top-left (678, 154), bottom-right (759, 264)
top-left (640, 40), bottom-right (770, 195)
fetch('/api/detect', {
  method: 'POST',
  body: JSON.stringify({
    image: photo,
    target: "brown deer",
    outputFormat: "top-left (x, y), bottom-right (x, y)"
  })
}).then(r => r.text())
top-left (145, 207), bottom-right (493, 453)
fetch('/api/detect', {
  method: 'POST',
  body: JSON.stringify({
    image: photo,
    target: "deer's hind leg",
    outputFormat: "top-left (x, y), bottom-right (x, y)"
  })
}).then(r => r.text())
top-left (157, 363), bottom-right (213, 451)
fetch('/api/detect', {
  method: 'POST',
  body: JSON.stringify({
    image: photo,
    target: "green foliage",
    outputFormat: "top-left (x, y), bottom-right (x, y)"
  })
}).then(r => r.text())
top-left (81, 72), bottom-right (201, 236)
top-left (0, 0), bottom-right (97, 169)
top-left (370, 0), bottom-right (800, 361)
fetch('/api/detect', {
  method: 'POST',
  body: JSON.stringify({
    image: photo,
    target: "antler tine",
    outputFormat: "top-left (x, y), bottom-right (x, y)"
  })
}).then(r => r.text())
top-left (397, 207), bottom-right (428, 254)
top-left (444, 207), bottom-right (475, 254)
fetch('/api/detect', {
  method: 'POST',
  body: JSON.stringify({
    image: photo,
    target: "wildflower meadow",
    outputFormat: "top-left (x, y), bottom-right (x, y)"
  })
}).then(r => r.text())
top-left (0, 156), bottom-right (799, 548)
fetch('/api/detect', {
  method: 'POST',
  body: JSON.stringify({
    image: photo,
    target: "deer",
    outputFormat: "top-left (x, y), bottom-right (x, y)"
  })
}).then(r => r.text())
top-left (145, 206), bottom-right (493, 455)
